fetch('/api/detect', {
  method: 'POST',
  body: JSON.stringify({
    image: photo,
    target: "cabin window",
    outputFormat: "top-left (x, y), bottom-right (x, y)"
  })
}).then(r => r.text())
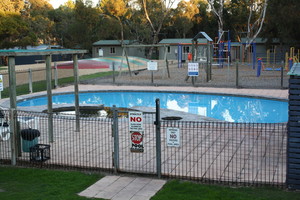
top-left (183, 46), bottom-right (190, 53)
top-left (110, 47), bottom-right (116, 54)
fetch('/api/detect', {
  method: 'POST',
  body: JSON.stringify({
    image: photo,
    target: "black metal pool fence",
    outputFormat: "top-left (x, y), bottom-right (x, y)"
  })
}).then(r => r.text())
top-left (0, 106), bottom-right (287, 187)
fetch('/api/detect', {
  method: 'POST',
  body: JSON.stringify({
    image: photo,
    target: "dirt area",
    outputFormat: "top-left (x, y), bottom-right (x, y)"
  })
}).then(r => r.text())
top-left (82, 61), bottom-right (289, 89)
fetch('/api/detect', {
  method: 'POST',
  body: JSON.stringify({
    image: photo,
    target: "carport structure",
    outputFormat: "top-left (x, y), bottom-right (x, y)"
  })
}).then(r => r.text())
top-left (0, 49), bottom-right (88, 165)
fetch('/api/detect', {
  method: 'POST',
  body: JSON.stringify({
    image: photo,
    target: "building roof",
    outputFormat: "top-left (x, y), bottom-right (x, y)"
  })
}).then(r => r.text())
top-left (0, 49), bottom-right (88, 56)
top-left (159, 38), bottom-right (208, 45)
top-left (93, 40), bottom-right (139, 46)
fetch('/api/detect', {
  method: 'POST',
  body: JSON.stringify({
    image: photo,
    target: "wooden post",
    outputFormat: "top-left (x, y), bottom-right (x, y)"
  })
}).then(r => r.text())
top-left (73, 54), bottom-right (80, 132)
top-left (112, 62), bottom-right (115, 84)
top-left (54, 62), bottom-right (58, 88)
top-left (28, 68), bottom-right (33, 93)
top-left (124, 48), bottom-right (132, 76)
top-left (46, 55), bottom-right (54, 142)
top-left (8, 56), bottom-right (17, 165)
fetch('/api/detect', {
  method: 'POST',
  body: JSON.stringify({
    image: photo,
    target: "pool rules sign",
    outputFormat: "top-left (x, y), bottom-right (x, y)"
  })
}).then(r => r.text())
top-left (129, 112), bottom-right (144, 153)
top-left (166, 127), bottom-right (180, 147)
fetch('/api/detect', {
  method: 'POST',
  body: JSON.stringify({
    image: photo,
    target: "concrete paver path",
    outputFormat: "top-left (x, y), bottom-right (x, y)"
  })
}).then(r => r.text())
top-left (78, 176), bottom-right (166, 200)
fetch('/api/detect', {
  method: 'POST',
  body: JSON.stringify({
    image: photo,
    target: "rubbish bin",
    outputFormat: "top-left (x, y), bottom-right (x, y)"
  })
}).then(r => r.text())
top-left (21, 128), bottom-right (40, 152)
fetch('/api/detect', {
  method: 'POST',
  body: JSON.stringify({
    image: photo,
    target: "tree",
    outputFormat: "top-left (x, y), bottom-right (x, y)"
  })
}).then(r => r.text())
top-left (136, 0), bottom-right (175, 57)
top-left (207, 0), bottom-right (224, 40)
top-left (0, 0), bottom-right (25, 14)
top-left (99, 0), bottom-right (129, 43)
top-left (262, 0), bottom-right (300, 46)
top-left (244, 0), bottom-right (268, 50)
top-left (171, 0), bottom-right (199, 38)
top-left (0, 13), bottom-right (37, 48)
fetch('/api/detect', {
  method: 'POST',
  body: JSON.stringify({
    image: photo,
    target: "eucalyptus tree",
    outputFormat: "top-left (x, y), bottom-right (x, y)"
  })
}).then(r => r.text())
top-left (99, 0), bottom-right (130, 44)
top-left (171, 0), bottom-right (199, 38)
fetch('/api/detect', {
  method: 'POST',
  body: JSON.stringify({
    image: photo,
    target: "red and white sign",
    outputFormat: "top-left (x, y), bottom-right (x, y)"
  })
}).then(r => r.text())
top-left (130, 131), bottom-right (144, 152)
top-left (129, 112), bottom-right (144, 131)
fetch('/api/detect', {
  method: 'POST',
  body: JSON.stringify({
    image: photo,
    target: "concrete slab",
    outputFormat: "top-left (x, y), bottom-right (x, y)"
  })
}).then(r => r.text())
top-left (78, 175), bottom-right (166, 200)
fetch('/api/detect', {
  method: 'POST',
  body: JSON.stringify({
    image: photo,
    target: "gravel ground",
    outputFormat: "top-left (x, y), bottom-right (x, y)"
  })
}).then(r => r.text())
top-left (82, 62), bottom-right (289, 89)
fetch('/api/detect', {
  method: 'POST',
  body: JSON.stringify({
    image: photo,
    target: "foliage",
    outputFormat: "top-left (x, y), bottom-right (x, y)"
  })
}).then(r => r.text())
top-left (0, 0), bottom-right (299, 51)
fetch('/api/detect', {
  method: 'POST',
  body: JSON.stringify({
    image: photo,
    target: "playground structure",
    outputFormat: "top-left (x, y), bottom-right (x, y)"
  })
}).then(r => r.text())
top-left (213, 30), bottom-right (231, 68)
top-left (256, 46), bottom-right (300, 72)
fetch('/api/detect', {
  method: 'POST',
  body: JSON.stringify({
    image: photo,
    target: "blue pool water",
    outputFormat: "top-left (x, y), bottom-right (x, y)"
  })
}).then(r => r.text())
top-left (17, 91), bottom-right (288, 123)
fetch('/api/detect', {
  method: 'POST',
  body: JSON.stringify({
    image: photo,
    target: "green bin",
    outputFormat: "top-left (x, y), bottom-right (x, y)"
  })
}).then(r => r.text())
top-left (21, 129), bottom-right (40, 152)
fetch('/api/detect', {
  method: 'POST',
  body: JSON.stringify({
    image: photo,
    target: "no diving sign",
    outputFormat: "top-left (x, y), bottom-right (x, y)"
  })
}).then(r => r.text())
top-left (129, 112), bottom-right (144, 131)
top-left (166, 127), bottom-right (180, 147)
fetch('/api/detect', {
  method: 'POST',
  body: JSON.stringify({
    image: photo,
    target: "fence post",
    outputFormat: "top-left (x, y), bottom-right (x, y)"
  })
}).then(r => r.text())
top-left (236, 60), bottom-right (239, 88)
top-left (9, 108), bottom-right (17, 165)
top-left (155, 99), bottom-right (162, 178)
top-left (112, 62), bottom-right (115, 84)
top-left (112, 105), bottom-right (119, 173)
top-left (28, 68), bottom-right (33, 93)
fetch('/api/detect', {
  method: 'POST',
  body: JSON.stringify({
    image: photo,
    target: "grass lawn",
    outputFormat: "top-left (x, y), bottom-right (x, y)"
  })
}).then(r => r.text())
top-left (0, 166), bottom-right (103, 200)
top-left (0, 167), bottom-right (299, 200)
top-left (0, 71), bottom-right (117, 99)
top-left (152, 180), bottom-right (300, 200)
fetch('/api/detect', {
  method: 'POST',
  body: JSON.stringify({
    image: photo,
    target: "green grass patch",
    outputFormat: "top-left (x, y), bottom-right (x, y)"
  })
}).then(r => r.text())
top-left (1, 71), bottom-right (117, 99)
top-left (0, 166), bottom-right (103, 200)
top-left (152, 180), bottom-right (299, 200)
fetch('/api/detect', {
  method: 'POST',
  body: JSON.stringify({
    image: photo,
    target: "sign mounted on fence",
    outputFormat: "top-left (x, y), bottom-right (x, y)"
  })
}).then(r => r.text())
top-left (188, 63), bottom-right (199, 76)
top-left (147, 61), bottom-right (158, 71)
top-left (166, 127), bottom-right (180, 147)
top-left (0, 75), bottom-right (3, 91)
top-left (129, 111), bottom-right (144, 131)
top-left (130, 131), bottom-right (144, 152)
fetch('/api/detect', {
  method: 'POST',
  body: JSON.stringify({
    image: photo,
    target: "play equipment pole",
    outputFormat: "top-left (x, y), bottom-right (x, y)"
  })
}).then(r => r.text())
top-left (257, 58), bottom-right (262, 77)
top-left (236, 60), bottom-right (239, 88)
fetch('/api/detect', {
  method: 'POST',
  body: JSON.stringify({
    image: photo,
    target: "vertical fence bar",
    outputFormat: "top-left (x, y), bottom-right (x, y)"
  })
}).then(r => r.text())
top-left (112, 105), bottom-right (119, 173)
top-left (28, 68), bottom-right (33, 93)
top-left (155, 99), bottom-right (162, 178)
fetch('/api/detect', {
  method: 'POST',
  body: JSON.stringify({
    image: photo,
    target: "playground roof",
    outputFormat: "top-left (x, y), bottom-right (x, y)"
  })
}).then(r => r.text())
top-left (159, 38), bottom-right (208, 45)
top-left (93, 40), bottom-right (139, 46)
top-left (0, 49), bottom-right (88, 56)
top-left (288, 63), bottom-right (300, 76)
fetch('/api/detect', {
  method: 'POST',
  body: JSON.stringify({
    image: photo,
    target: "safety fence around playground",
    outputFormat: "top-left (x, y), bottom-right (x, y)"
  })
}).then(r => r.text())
top-left (0, 60), bottom-right (291, 96)
top-left (0, 107), bottom-right (287, 187)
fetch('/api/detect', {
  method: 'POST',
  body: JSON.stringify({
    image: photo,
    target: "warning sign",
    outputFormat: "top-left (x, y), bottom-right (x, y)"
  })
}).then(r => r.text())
top-left (166, 127), bottom-right (180, 147)
top-left (130, 131), bottom-right (144, 152)
top-left (129, 112), bottom-right (144, 131)
top-left (147, 61), bottom-right (158, 71)
top-left (188, 63), bottom-right (199, 76)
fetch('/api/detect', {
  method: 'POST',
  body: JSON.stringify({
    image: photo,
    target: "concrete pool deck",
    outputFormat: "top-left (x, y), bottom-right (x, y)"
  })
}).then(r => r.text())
top-left (52, 84), bottom-right (289, 100)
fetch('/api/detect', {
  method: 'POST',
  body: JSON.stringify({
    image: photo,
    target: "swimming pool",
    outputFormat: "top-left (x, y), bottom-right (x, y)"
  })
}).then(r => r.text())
top-left (17, 91), bottom-right (288, 123)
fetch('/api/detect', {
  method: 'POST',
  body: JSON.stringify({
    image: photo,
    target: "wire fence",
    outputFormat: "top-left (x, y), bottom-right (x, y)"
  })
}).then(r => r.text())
top-left (0, 108), bottom-right (287, 187)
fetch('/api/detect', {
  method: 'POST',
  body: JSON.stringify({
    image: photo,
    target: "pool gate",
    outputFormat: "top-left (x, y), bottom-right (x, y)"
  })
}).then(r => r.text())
top-left (0, 100), bottom-right (287, 187)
